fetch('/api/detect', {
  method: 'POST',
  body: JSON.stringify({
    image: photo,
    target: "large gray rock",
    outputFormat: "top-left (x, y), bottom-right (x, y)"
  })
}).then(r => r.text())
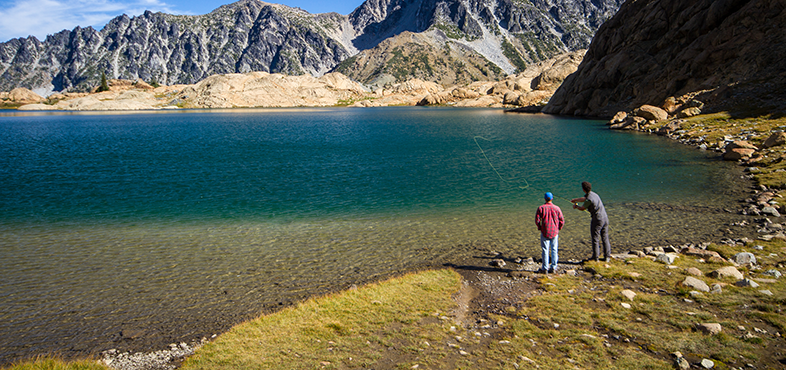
top-left (708, 266), bottom-right (743, 280)
top-left (634, 105), bottom-right (668, 121)
top-left (761, 206), bottom-right (781, 217)
top-left (680, 276), bottom-right (709, 292)
top-left (735, 279), bottom-right (760, 288)
top-left (656, 253), bottom-right (678, 265)
top-left (696, 323), bottom-right (722, 335)
top-left (734, 252), bottom-right (757, 265)
top-left (761, 132), bottom-right (786, 149)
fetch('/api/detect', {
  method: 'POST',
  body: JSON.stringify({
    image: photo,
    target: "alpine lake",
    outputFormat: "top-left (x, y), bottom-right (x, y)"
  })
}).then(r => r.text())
top-left (0, 107), bottom-right (755, 364)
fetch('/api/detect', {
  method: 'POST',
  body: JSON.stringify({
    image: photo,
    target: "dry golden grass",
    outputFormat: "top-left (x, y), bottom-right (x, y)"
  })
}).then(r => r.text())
top-left (1, 357), bottom-right (107, 370)
top-left (181, 269), bottom-right (462, 369)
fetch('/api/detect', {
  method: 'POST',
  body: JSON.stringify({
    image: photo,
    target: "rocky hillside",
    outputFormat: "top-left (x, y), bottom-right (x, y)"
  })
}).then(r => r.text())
top-left (15, 50), bottom-right (583, 110)
top-left (543, 0), bottom-right (786, 118)
top-left (0, 0), bottom-right (622, 95)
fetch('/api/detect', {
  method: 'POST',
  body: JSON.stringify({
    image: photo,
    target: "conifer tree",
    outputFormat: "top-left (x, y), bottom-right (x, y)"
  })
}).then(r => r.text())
top-left (97, 72), bottom-right (110, 92)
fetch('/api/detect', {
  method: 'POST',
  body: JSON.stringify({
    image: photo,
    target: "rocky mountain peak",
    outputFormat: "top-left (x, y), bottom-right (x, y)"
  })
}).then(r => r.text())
top-left (0, 0), bottom-right (622, 94)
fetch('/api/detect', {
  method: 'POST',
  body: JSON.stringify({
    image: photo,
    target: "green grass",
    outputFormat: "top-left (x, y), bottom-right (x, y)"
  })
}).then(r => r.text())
top-left (181, 269), bottom-right (462, 369)
top-left (668, 113), bottom-right (786, 187)
top-left (2, 357), bottom-right (108, 370)
top-left (7, 240), bottom-right (785, 370)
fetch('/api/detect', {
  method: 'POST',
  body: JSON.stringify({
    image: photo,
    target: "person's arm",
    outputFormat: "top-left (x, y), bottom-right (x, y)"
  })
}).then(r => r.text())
top-left (558, 209), bottom-right (565, 230)
top-left (571, 197), bottom-right (587, 210)
top-left (535, 209), bottom-right (542, 230)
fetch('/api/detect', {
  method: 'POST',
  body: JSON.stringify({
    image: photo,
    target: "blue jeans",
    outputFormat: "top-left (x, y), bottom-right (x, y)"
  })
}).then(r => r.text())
top-left (541, 234), bottom-right (559, 270)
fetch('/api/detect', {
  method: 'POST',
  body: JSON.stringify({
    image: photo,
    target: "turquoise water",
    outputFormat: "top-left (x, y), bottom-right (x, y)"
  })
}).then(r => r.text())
top-left (0, 107), bottom-right (747, 362)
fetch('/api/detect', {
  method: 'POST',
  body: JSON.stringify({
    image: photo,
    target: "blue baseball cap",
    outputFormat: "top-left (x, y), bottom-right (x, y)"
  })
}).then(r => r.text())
top-left (544, 192), bottom-right (553, 200)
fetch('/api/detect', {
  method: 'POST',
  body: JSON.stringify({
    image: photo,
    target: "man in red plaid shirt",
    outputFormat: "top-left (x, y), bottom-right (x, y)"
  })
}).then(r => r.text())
top-left (535, 192), bottom-right (564, 273)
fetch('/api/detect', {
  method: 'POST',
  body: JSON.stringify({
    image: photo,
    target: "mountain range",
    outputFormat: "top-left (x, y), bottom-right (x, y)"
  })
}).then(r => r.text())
top-left (0, 0), bottom-right (623, 95)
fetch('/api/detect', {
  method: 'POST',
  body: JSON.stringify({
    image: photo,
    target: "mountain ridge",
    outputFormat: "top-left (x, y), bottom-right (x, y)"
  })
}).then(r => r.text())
top-left (0, 0), bottom-right (622, 95)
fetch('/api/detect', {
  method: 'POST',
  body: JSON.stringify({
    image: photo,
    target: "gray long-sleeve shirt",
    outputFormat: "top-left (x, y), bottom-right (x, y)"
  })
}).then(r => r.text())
top-left (583, 191), bottom-right (608, 223)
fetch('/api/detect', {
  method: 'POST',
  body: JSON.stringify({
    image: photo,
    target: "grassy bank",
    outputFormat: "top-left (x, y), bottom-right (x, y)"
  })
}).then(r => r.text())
top-left (6, 239), bottom-right (784, 369)
top-left (668, 113), bottom-right (786, 188)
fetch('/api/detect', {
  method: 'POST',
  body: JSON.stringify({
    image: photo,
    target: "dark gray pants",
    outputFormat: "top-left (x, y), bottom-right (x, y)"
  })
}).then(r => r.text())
top-left (590, 218), bottom-right (611, 260)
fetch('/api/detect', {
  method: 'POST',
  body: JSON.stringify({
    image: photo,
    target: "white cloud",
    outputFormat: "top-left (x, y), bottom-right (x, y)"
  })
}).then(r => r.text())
top-left (0, 0), bottom-right (182, 42)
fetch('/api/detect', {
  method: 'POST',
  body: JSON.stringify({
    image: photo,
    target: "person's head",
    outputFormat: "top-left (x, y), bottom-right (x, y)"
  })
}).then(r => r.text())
top-left (581, 181), bottom-right (592, 194)
top-left (544, 192), bottom-right (553, 202)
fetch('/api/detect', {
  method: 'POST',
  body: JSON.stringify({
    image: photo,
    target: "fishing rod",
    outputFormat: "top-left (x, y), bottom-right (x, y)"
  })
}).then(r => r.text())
top-left (473, 136), bottom-right (576, 206)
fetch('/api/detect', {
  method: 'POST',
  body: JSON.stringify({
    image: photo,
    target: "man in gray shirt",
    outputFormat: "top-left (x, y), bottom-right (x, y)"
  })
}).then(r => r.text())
top-left (570, 181), bottom-right (611, 262)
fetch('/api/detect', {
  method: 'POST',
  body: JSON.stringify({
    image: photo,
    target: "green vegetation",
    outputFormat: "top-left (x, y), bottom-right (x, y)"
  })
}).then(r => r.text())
top-left (6, 238), bottom-right (785, 369)
top-left (96, 72), bottom-right (110, 93)
top-left (182, 269), bottom-right (462, 369)
top-left (384, 47), bottom-right (435, 82)
top-left (501, 39), bottom-right (527, 73)
top-left (2, 357), bottom-right (108, 370)
top-left (335, 96), bottom-right (377, 107)
top-left (433, 23), bottom-right (466, 40)
top-left (668, 113), bottom-right (786, 187)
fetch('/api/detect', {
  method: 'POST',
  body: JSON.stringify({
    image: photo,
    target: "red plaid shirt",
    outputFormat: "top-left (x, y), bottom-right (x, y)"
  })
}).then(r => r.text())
top-left (535, 202), bottom-right (564, 239)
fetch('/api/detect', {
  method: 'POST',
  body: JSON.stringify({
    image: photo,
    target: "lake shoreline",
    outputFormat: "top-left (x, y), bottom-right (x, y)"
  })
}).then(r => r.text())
top-left (1, 109), bottom-right (778, 369)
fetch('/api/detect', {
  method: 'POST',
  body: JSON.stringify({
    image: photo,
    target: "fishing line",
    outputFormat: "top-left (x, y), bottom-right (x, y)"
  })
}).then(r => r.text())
top-left (474, 136), bottom-right (529, 190)
top-left (473, 136), bottom-right (576, 205)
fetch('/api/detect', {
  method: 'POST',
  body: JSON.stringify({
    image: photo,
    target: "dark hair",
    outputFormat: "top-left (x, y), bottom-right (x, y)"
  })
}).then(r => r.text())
top-left (582, 181), bottom-right (592, 193)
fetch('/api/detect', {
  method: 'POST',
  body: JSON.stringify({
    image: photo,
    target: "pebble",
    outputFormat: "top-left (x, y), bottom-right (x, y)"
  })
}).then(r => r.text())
top-left (102, 340), bottom-right (203, 370)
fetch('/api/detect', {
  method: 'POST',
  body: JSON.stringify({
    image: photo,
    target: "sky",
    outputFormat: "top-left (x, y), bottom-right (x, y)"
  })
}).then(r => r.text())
top-left (0, 0), bottom-right (364, 42)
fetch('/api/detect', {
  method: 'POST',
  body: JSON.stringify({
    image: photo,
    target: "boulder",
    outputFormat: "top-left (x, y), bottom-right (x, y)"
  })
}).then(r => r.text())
top-left (677, 107), bottom-right (701, 118)
top-left (726, 141), bottom-right (758, 150)
top-left (657, 120), bottom-right (682, 135)
top-left (696, 323), bottom-right (722, 335)
top-left (620, 289), bottom-right (636, 301)
top-left (662, 97), bottom-right (679, 114)
top-left (761, 132), bottom-right (786, 149)
top-left (680, 276), bottom-right (709, 292)
top-left (681, 247), bottom-right (722, 259)
top-left (723, 148), bottom-right (756, 161)
top-left (735, 279), bottom-right (759, 288)
top-left (763, 269), bottom-right (782, 278)
top-left (503, 91), bottom-right (521, 105)
top-left (656, 253), bottom-right (678, 265)
top-left (761, 206), bottom-right (781, 217)
top-left (634, 105), bottom-right (668, 121)
top-left (686, 267), bottom-right (703, 276)
top-left (609, 111), bottom-right (627, 125)
top-left (733, 252), bottom-right (757, 265)
top-left (708, 266), bottom-right (743, 280)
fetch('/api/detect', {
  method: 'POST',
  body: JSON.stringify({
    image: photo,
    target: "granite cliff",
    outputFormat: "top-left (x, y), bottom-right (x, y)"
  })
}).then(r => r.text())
top-left (543, 0), bottom-right (786, 118)
top-left (0, 0), bottom-right (622, 95)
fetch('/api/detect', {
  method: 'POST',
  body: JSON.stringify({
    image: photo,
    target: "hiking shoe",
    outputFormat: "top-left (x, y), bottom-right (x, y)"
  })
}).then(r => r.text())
top-left (549, 267), bottom-right (558, 274)
top-left (535, 267), bottom-right (548, 274)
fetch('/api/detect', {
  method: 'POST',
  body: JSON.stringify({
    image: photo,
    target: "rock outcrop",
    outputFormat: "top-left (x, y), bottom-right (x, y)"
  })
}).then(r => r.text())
top-left (417, 50), bottom-right (585, 108)
top-left (0, 0), bottom-right (623, 95)
top-left (17, 50), bottom-right (584, 110)
top-left (0, 87), bottom-right (43, 104)
top-left (543, 0), bottom-right (786, 118)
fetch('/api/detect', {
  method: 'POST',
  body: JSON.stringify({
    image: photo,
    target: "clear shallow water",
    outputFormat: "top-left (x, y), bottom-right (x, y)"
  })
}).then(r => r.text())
top-left (0, 107), bottom-right (749, 363)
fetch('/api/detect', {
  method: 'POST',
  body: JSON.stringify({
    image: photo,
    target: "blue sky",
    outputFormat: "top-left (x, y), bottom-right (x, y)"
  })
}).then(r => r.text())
top-left (0, 0), bottom-right (364, 42)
